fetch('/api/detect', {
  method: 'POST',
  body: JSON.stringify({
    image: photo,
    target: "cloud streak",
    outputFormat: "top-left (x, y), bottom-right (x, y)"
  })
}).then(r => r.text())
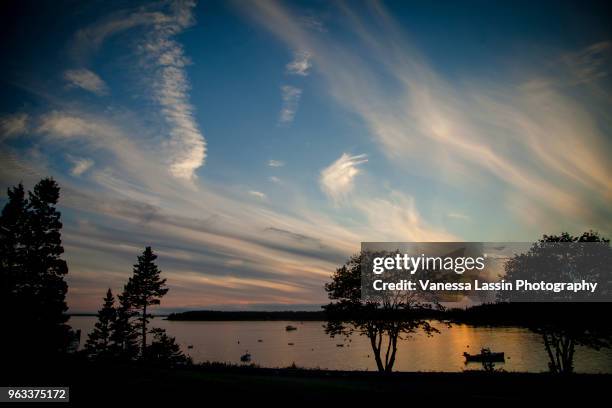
top-left (8, 0), bottom-right (609, 312)
top-left (64, 69), bottom-right (109, 95)
top-left (141, 1), bottom-right (206, 181)
top-left (243, 0), bottom-right (612, 233)
top-left (0, 1), bottom-right (464, 312)
top-left (72, 1), bottom-right (206, 182)
top-left (286, 51), bottom-right (312, 75)
top-left (2, 103), bottom-right (455, 311)
top-left (0, 113), bottom-right (28, 140)
top-left (69, 156), bottom-right (94, 176)
top-left (268, 159), bottom-right (285, 167)
top-left (249, 190), bottom-right (267, 199)
top-left (320, 153), bottom-right (367, 204)
top-left (278, 85), bottom-right (302, 124)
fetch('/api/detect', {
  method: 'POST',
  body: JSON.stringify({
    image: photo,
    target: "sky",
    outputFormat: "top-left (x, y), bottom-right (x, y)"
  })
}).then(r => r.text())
top-left (0, 0), bottom-right (611, 312)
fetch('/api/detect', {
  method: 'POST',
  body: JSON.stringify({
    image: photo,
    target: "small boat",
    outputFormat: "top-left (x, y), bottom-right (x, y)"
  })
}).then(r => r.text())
top-left (463, 348), bottom-right (504, 363)
top-left (285, 325), bottom-right (297, 331)
top-left (336, 344), bottom-right (344, 347)
top-left (257, 339), bottom-right (263, 342)
top-left (187, 345), bottom-right (194, 349)
top-left (288, 342), bottom-right (294, 346)
top-left (240, 352), bottom-right (252, 363)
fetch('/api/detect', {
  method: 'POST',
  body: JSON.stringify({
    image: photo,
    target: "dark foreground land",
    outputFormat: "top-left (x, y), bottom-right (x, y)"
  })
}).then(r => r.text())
top-left (4, 359), bottom-right (611, 404)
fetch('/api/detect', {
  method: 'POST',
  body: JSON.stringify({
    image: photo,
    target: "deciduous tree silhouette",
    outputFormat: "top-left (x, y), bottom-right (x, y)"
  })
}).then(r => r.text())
top-left (85, 288), bottom-right (117, 360)
top-left (502, 231), bottom-right (612, 374)
top-left (0, 178), bottom-right (73, 362)
top-left (324, 253), bottom-right (438, 373)
top-left (123, 246), bottom-right (168, 357)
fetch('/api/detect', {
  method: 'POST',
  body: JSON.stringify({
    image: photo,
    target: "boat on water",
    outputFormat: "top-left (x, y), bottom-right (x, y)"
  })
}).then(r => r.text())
top-left (240, 353), bottom-right (252, 363)
top-left (285, 325), bottom-right (297, 331)
top-left (463, 348), bottom-right (505, 362)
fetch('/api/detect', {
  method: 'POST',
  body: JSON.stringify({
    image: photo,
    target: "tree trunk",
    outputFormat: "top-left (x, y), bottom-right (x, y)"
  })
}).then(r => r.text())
top-left (560, 336), bottom-right (574, 374)
top-left (542, 332), bottom-right (575, 374)
top-left (368, 329), bottom-right (399, 373)
top-left (142, 303), bottom-right (147, 358)
top-left (368, 330), bottom-right (385, 372)
top-left (385, 333), bottom-right (398, 373)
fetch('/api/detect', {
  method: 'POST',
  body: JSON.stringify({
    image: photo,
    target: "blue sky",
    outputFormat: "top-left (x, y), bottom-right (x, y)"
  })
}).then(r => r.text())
top-left (1, 0), bottom-right (611, 312)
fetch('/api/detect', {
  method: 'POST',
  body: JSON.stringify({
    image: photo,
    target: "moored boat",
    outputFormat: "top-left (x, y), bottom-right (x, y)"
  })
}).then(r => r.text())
top-left (463, 348), bottom-right (505, 362)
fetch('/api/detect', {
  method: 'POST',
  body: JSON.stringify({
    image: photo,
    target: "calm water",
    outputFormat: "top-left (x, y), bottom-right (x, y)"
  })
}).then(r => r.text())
top-left (69, 316), bottom-right (612, 373)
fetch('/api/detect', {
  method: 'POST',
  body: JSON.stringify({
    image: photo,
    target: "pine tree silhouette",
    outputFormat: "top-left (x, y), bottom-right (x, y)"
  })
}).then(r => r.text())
top-left (109, 290), bottom-right (139, 361)
top-left (147, 328), bottom-right (190, 365)
top-left (0, 178), bottom-right (72, 363)
top-left (124, 246), bottom-right (168, 357)
top-left (85, 288), bottom-right (117, 360)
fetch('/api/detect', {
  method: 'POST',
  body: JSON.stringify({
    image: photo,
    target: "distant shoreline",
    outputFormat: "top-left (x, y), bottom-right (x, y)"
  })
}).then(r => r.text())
top-left (166, 310), bottom-right (326, 321)
top-left (72, 303), bottom-right (612, 326)
top-left (68, 313), bottom-right (169, 317)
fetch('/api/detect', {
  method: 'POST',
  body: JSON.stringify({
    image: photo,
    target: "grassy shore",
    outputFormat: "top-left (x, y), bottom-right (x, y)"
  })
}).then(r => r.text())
top-left (5, 359), bottom-right (610, 403)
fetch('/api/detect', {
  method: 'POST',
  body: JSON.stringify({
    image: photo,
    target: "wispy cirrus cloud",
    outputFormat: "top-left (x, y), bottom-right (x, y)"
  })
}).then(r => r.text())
top-left (1, 0), bottom-right (461, 312)
top-left (299, 15), bottom-right (326, 33)
top-left (319, 153), bottom-right (367, 204)
top-left (353, 190), bottom-right (455, 242)
top-left (35, 110), bottom-right (163, 197)
top-left (249, 190), bottom-right (267, 199)
top-left (141, 1), bottom-right (207, 182)
top-left (0, 113), bottom-right (28, 140)
top-left (243, 1), bottom-right (612, 234)
top-left (72, 10), bottom-right (168, 58)
top-left (561, 41), bottom-right (611, 85)
top-left (68, 156), bottom-right (95, 176)
top-left (278, 85), bottom-right (302, 124)
top-left (286, 51), bottom-right (312, 76)
top-left (71, 1), bottom-right (206, 182)
top-left (2, 104), bottom-right (453, 311)
top-left (64, 68), bottom-right (109, 95)
top-left (267, 159), bottom-right (285, 167)
top-left (446, 212), bottom-right (470, 221)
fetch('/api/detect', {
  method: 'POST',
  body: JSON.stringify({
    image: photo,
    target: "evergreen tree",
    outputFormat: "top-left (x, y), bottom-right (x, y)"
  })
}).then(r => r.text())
top-left (0, 178), bottom-right (72, 362)
top-left (84, 289), bottom-right (116, 360)
top-left (109, 290), bottom-right (139, 361)
top-left (0, 183), bottom-right (27, 293)
top-left (124, 246), bottom-right (168, 357)
top-left (147, 328), bottom-right (191, 365)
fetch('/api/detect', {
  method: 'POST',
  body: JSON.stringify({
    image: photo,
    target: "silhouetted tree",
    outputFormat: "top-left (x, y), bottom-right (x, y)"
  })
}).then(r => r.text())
top-left (109, 290), bottom-right (140, 361)
top-left (124, 246), bottom-right (168, 357)
top-left (146, 328), bottom-right (190, 365)
top-left (84, 289), bottom-right (117, 360)
top-left (324, 253), bottom-right (438, 373)
top-left (0, 178), bottom-right (72, 362)
top-left (502, 231), bottom-right (612, 374)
